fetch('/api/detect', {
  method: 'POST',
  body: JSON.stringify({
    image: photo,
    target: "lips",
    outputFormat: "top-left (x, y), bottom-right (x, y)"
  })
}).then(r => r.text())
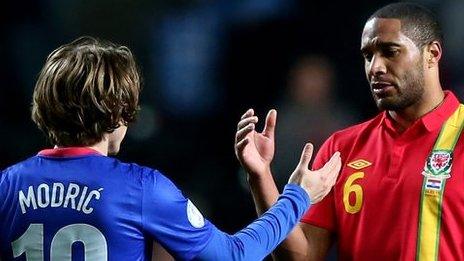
top-left (371, 81), bottom-right (396, 96)
top-left (371, 81), bottom-right (395, 89)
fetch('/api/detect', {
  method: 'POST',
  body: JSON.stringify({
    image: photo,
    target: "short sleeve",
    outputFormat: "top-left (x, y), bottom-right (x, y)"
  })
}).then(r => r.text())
top-left (300, 136), bottom-right (337, 232)
top-left (141, 170), bottom-right (213, 260)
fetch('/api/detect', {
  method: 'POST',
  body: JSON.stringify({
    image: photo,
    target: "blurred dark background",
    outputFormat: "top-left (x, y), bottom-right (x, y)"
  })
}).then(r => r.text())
top-left (1, 0), bottom-right (463, 259)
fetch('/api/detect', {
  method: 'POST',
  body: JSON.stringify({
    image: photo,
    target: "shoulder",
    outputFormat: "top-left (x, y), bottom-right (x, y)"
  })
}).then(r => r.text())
top-left (109, 159), bottom-right (175, 191)
top-left (85, 156), bottom-right (166, 181)
top-left (108, 158), bottom-right (157, 176)
top-left (1, 155), bottom-right (40, 180)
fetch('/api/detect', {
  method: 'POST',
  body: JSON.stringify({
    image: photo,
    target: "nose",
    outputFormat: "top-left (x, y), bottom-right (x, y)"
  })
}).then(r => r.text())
top-left (368, 54), bottom-right (387, 77)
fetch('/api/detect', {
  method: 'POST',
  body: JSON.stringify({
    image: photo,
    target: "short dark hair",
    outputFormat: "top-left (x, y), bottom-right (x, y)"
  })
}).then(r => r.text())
top-left (32, 36), bottom-right (141, 146)
top-left (368, 2), bottom-right (443, 48)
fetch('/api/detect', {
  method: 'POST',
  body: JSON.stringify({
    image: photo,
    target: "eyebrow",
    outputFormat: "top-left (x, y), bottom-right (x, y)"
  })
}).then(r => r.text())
top-left (360, 41), bottom-right (402, 53)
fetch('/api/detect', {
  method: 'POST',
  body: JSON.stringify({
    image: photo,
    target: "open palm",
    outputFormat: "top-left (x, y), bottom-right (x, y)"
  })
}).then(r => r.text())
top-left (235, 109), bottom-right (276, 176)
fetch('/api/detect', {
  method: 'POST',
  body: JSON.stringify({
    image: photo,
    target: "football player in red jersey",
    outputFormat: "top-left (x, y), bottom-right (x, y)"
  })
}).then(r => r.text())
top-left (235, 2), bottom-right (464, 260)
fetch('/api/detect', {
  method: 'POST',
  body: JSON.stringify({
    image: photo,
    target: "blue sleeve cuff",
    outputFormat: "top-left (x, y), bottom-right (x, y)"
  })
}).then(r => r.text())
top-left (282, 183), bottom-right (311, 208)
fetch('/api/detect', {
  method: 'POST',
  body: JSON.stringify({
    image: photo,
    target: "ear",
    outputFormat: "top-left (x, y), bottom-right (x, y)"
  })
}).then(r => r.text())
top-left (424, 41), bottom-right (442, 68)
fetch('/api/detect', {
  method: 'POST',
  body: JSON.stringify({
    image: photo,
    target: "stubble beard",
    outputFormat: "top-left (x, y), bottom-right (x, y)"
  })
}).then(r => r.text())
top-left (374, 60), bottom-right (425, 112)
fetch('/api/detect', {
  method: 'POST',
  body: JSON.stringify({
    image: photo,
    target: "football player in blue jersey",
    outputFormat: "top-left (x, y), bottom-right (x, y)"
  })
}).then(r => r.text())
top-left (0, 36), bottom-right (341, 261)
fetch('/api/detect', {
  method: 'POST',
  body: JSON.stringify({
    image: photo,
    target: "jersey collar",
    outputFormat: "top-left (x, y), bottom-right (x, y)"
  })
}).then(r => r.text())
top-left (382, 90), bottom-right (460, 134)
top-left (38, 147), bottom-right (103, 157)
top-left (421, 91), bottom-right (460, 132)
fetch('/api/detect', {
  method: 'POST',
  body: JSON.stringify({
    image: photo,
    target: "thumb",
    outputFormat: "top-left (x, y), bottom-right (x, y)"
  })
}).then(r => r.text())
top-left (298, 143), bottom-right (314, 169)
top-left (262, 109), bottom-right (277, 139)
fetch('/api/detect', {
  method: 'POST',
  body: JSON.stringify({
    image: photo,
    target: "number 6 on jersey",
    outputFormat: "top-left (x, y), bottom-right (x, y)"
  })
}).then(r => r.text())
top-left (343, 172), bottom-right (364, 214)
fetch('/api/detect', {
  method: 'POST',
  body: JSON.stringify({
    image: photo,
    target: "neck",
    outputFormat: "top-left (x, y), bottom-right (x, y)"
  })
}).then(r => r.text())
top-left (389, 79), bottom-right (444, 132)
top-left (88, 139), bottom-right (109, 156)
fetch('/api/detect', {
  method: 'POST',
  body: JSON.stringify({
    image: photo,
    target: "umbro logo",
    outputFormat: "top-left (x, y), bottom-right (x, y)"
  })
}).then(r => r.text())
top-left (347, 159), bottom-right (372, 170)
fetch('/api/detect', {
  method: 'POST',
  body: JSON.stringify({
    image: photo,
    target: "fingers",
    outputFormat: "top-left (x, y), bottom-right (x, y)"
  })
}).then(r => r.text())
top-left (237, 116), bottom-right (258, 132)
top-left (236, 137), bottom-right (250, 153)
top-left (262, 109), bottom-right (276, 139)
top-left (241, 108), bottom-right (254, 120)
top-left (298, 143), bottom-right (314, 169)
top-left (320, 151), bottom-right (340, 174)
top-left (236, 111), bottom-right (258, 145)
top-left (327, 152), bottom-right (342, 185)
top-left (235, 109), bottom-right (256, 155)
top-left (308, 152), bottom-right (341, 203)
top-left (236, 122), bottom-right (255, 143)
top-left (318, 152), bottom-right (341, 187)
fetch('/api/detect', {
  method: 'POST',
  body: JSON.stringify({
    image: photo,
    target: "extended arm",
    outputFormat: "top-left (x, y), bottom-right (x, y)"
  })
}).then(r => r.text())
top-left (234, 109), bottom-right (338, 260)
top-left (196, 139), bottom-right (339, 260)
top-left (144, 139), bottom-right (338, 260)
top-left (194, 184), bottom-right (309, 260)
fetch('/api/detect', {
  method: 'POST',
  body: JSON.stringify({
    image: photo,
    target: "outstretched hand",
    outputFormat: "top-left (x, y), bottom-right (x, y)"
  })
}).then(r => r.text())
top-left (235, 109), bottom-right (276, 178)
top-left (289, 143), bottom-right (341, 204)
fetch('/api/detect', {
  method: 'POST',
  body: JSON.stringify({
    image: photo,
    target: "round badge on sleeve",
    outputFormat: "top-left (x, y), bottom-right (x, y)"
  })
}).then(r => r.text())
top-left (187, 200), bottom-right (205, 228)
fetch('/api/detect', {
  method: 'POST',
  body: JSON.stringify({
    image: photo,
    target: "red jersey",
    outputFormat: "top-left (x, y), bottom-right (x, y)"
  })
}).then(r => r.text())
top-left (302, 91), bottom-right (464, 260)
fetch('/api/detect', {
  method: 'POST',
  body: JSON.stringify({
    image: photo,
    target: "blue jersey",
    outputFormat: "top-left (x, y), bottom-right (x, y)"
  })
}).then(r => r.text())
top-left (0, 147), bottom-right (310, 261)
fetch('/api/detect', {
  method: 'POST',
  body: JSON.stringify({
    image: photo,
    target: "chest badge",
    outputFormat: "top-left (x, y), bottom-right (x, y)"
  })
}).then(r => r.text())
top-left (422, 150), bottom-right (452, 179)
top-left (347, 159), bottom-right (372, 170)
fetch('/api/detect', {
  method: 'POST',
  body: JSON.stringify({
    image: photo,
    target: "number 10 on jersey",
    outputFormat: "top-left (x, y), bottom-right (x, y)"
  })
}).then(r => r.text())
top-left (12, 223), bottom-right (107, 260)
